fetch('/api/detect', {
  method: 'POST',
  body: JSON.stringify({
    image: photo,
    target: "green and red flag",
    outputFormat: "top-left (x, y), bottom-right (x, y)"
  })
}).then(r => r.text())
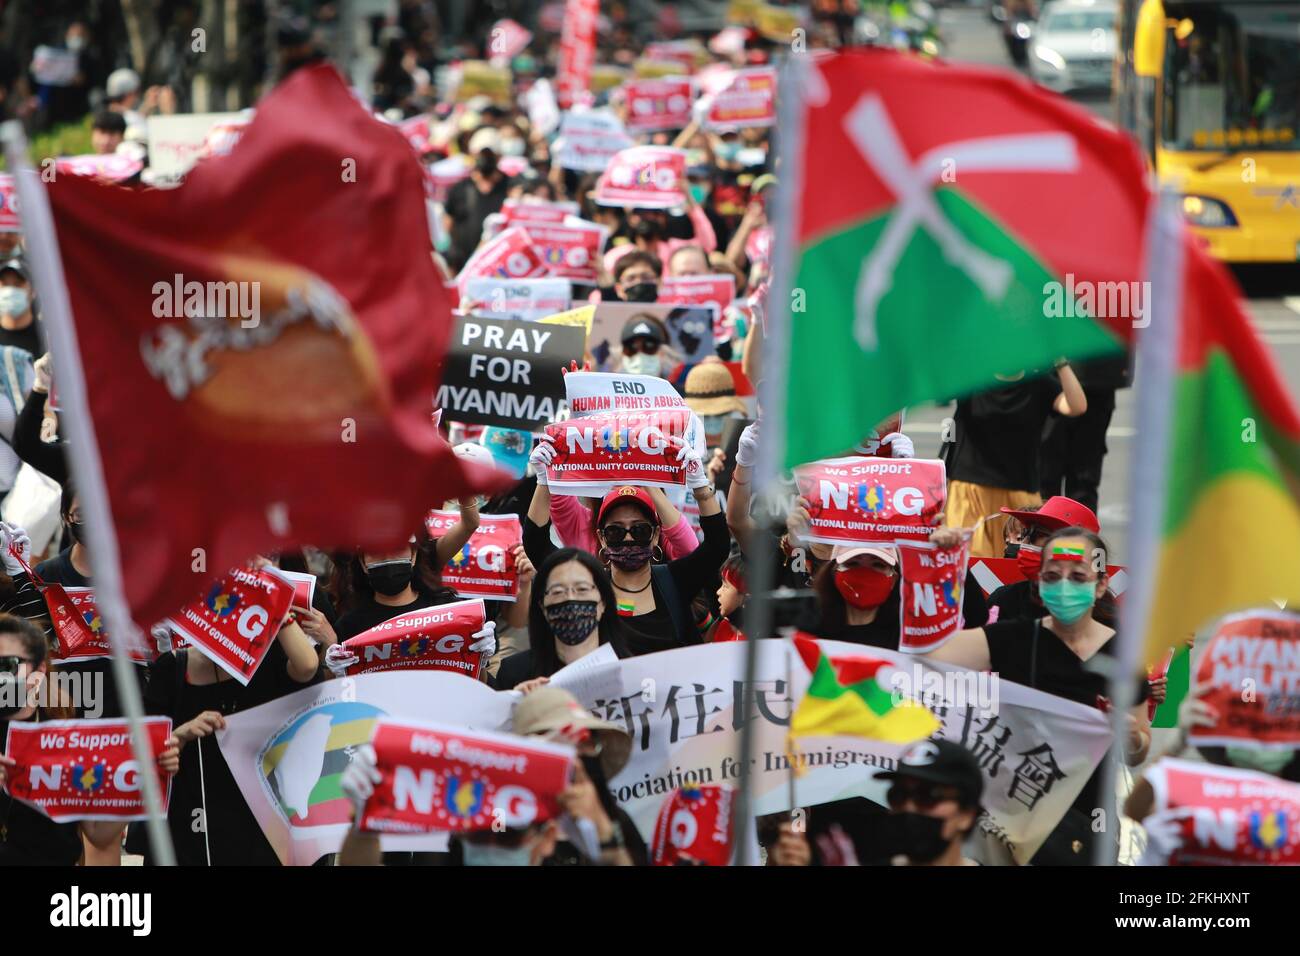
top-left (789, 634), bottom-right (938, 744)
top-left (766, 48), bottom-right (1149, 468)
top-left (1124, 222), bottom-right (1300, 671)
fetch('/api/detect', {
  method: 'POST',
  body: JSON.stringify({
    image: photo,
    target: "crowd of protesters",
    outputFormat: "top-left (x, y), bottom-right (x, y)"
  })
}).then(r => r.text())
top-left (0, 7), bottom-right (1290, 870)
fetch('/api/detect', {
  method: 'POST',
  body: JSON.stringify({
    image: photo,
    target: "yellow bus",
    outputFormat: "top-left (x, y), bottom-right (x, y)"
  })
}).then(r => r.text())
top-left (1114, 0), bottom-right (1300, 262)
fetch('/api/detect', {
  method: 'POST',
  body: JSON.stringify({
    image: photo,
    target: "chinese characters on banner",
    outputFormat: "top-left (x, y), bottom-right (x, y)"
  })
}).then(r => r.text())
top-left (793, 457), bottom-right (947, 546)
top-left (426, 510), bottom-right (522, 601)
top-left (3, 717), bottom-right (174, 822)
top-left (359, 718), bottom-right (575, 833)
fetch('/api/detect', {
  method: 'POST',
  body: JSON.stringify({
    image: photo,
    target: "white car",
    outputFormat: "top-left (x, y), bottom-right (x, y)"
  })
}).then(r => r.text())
top-left (1028, 0), bottom-right (1118, 93)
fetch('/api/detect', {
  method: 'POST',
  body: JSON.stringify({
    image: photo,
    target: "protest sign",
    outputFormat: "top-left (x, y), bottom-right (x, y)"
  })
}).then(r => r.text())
top-left (659, 274), bottom-right (736, 317)
top-left (564, 370), bottom-right (707, 458)
top-left (514, 219), bottom-right (609, 284)
top-left (276, 569), bottom-right (317, 614)
top-left (456, 226), bottom-right (549, 293)
top-left (426, 510), bottom-right (522, 601)
top-left (341, 599), bottom-right (489, 680)
top-left (54, 154), bottom-right (143, 182)
top-left (703, 66), bottom-right (777, 130)
top-left (0, 174), bottom-right (21, 231)
top-left (1189, 610), bottom-right (1300, 749)
top-left (44, 585), bottom-right (152, 664)
top-left (218, 672), bottom-right (516, 864)
top-left (644, 40), bottom-right (706, 73)
top-left (793, 457), bottom-right (947, 546)
top-left (31, 46), bottom-right (79, 86)
top-left (632, 59), bottom-right (686, 79)
top-left (553, 638), bottom-right (1111, 864)
top-left (540, 304), bottom-right (596, 340)
top-left (435, 315), bottom-right (584, 432)
top-left (397, 114), bottom-right (431, 153)
top-left (164, 567), bottom-right (296, 685)
top-left (359, 718), bottom-right (575, 834)
top-left (502, 197), bottom-right (579, 224)
top-left (3, 717), bottom-right (173, 822)
top-left (590, 65), bottom-right (631, 93)
top-left (555, 110), bottom-right (634, 172)
top-left (624, 77), bottom-right (695, 132)
top-left (660, 306), bottom-right (717, 364)
top-left (650, 783), bottom-right (736, 866)
top-left (145, 112), bottom-right (244, 178)
top-left (588, 301), bottom-right (712, 372)
top-left (463, 277), bottom-right (573, 323)
top-left (424, 156), bottom-right (470, 203)
top-left (523, 78), bottom-right (561, 137)
top-left (897, 538), bottom-right (971, 654)
top-left (454, 61), bottom-right (512, 104)
top-left (593, 146), bottom-right (688, 209)
top-left (745, 224), bottom-right (773, 267)
top-left (1145, 758), bottom-right (1300, 865)
top-left (544, 410), bottom-right (690, 492)
top-left (488, 19), bottom-right (533, 64)
top-left (556, 0), bottom-right (599, 108)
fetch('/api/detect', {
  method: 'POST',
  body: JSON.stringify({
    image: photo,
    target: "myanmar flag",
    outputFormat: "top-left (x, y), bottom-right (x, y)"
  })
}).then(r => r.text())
top-left (766, 49), bottom-right (1148, 468)
top-left (790, 635), bottom-right (938, 744)
top-left (1126, 222), bottom-right (1300, 670)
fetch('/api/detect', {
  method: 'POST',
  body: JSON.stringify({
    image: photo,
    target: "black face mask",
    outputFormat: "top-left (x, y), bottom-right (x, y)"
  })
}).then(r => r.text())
top-left (365, 560), bottom-right (414, 596)
top-left (622, 281), bottom-right (659, 303)
top-left (543, 600), bottom-right (600, 646)
top-left (1003, 542), bottom-right (1020, 560)
top-left (891, 811), bottom-right (954, 864)
top-left (606, 541), bottom-right (653, 571)
top-left (66, 521), bottom-right (84, 546)
top-left (632, 218), bottom-right (663, 240)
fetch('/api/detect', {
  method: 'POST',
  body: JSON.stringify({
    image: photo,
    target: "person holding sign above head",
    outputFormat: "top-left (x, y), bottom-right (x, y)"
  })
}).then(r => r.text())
top-left (925, 526), bottom-right (1150, 865)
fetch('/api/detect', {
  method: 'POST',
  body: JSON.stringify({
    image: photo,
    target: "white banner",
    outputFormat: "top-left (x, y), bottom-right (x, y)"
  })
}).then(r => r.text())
top-left (146, 112), bottom-right (245, 178)
top-left (551, 639), bottom-right (1113, 864)
top-left (462, 277), bottom-right (574, 323)
top-left (555, 110), bottom-right (634, 172)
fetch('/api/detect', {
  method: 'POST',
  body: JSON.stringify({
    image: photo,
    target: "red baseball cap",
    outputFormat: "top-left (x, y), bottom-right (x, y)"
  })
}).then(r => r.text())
top-left (597, 485), bottom-right (658, 526)
top-left (1001, 495), bottom-right (1100, 534)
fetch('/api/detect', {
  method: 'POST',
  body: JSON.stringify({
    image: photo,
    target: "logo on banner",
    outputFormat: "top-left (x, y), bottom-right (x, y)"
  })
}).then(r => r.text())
top-left (261, 701), bottom-right (385, 826)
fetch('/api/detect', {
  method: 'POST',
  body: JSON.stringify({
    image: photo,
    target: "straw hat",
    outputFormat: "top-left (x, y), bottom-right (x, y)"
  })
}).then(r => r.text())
top-left (512, 686), bottom-right (631, 780)
top-left (684, 361), bottom-right (746, 417)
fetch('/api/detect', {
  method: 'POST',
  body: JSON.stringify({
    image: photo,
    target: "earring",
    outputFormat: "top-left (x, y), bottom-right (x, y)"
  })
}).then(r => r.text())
top-left (598, 547), bottom-right (610, 565)
top-left (652, 546), bottom-right (665, 563)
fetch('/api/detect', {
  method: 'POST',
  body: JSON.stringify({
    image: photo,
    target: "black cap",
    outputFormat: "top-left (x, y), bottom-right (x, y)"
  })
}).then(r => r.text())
top-left (620, 315), bottom-right (666, 347)
top-left (875, 740), bottom-right (984, 807)
top-left (0, 257), bottom-right (28, 281)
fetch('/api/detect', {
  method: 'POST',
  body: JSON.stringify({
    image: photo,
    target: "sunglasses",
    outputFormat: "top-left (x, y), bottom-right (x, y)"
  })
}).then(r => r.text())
top-left (601, 522), bottom-right (655, 545)
top-left (622, 339), bottom-right (661, 357)
top-left (887, 780), bottom-right (963, 810)
top-left (0, 654), bottom-right (25, 676)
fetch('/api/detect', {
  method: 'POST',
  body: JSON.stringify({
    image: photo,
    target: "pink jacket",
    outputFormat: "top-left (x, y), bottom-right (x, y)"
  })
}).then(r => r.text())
top-left (601, 205), bottom-right (718, 275)
top-left (550, 491), bottom-right (700, 559)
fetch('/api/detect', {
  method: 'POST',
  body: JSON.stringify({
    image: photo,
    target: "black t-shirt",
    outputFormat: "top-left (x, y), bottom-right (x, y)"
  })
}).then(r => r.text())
top-left (940, 375), bottom-right (1060, 491)
top-left (0, 715), bottom-right (85, 866)
top-left (444, 175), bottom-right (510, 271)
top-left (36, 549), bottom-right (147, 720)
top-left (334, 586), bottom-right (459, 642)
top-left (142, 643), bottom-right (318, 865)
top-left (984, 618), bottom-right (1148, 816)
top-left (987, 580), bottom-right (1046, 624)
top-left (0, 321), bottom-right (43, 359)
top-left (803, 571), bottom-right (989, 650)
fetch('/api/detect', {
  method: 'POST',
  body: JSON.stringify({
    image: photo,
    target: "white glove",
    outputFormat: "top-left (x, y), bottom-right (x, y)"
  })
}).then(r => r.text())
top-left (151, 624), bottom-right (174, 655)
top-left (340, 743), bottom-right (382, 822)
top-left (0, 522), bottom-right (32, 577)
top-left (1137, 808), bottom-right (1191, 866)
top-left (676, 440), bottom-right (710, 491)
top-left (469, 620), bottom-right (497, 656)
top-left (735, 421), bottom-right (760, 468)
top-left (325, 643), bottom-right (359, 678)
top-left (33, 353), bottom-right (52, 394)
top-left (530, 435), bottom-right (556, 486)
top-left (878, 432), bottom-right (915, 459)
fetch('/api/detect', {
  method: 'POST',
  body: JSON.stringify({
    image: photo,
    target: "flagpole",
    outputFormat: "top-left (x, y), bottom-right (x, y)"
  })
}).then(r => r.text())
top-left (1099, 188), bottom-right (1183, 866)
top-left (1, 123), bottom-right (179, 866)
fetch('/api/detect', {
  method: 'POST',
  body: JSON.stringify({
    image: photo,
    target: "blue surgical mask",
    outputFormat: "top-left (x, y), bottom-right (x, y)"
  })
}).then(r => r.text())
top-left (1038, 578), bottom-right (1097, 624)
top-left (461, 840), bottom-right (535, 866)
top-left (622, 352), bottom-right (662, 377)
top-left (688, 182), bottom-right (711, 204)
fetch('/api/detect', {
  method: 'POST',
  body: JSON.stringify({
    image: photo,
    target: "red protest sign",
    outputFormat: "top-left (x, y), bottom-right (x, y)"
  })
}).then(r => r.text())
top-left (457, 225), bottom-right (548, 293)
top-left (659, 274), bottom-right (736, 314)
top-left (425, 156), bottom-right (470, 203)
top-left (967, 557), bottom-right (1130, 600)
top-left (651, 784), bottom-right (736, 866)
top-left (544, 410), bottom-right (691, 492)
top-left (0, 174), bottom-right (20, 231)
top-left (276, 569), bottom-right (317, 614)
top-left (164, 567), bottom-right (295, 685)
top-left (624, 77), bottom-right (695, 132)
top-left (43, 585), bottom-right (153, 664)
top-left (514, 220), bottom-right (608, 284)
top-left (644, 41), bottom-right (703, 74)
top-left (1147, 758), bottom-right (1300, 865)
top-left (745, 224), bottom-right (773, 268)
top-left (704, 66), bottom-right (777, 130)
top-left (1190, 610), bottom-right (1300, 749)
top-left (502, 198), bottom-right (578, 224)
top-left (489, 19), bottom-right (533, 64)
top-left (556, 0), bottom-right (599, 109)
top-left (341, 598), bottom-right (488, 680)
top-left (360, 718), bottom-right (575, 833)
top-left (793, 457), bottom-right (947, 546)
top-left (398, 115), bottom-right (431, 153)
top-left (425, 511), bottom-right (522, 601)
top-left (3, 717), bottom-right (173, 822)
top-left (593, 146), bottom-right (688, 210)
top-left (897, 538), bottom-right (970, 654)
top-left (54, 153), bottom-right (144, 182)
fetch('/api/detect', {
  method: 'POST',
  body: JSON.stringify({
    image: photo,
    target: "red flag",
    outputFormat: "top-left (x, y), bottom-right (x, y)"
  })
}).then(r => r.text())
top-left (556, 0), bottom-right (599, 109)
top-left (43, 64), bottom-right (507, 630)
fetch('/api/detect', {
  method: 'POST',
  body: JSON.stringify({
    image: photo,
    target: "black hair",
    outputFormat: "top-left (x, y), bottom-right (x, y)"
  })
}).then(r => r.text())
top-left (60, 481), bottom-right (77, 519)
top-left (580, 752), bottom-right (648, 865)
top-left (527, 548), bottom-right (625, 678)
top-left (1041, 526), bottom-right (1117, 626)
top-left (613, 249), bottom-right (663, 283)
top-left (810, 558), bottom-right (900, 639)
top-left (333, 531), bottom-right (457, 615)
top-left (0, 613), bottom-right (48, 670)
top-left (92, 111), bottom-right (127, 135)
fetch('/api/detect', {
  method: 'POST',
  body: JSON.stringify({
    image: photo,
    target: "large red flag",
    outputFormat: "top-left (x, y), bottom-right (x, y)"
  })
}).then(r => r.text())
top-left (43, 64), bottom-right (508, 629)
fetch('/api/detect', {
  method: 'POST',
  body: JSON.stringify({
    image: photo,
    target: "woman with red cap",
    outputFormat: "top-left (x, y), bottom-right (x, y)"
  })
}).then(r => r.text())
top-left (991, 495), bottom-right (1108, 625)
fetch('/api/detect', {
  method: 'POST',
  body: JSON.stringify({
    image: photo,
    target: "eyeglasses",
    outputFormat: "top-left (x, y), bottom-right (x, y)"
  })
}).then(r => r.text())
top-left (601, 522), bottom-right (655, 545)
top-left (887, 780), bottom-right (963, 811)
top-left (1014, 526), bottom-right (1052, 546)
top-left (1040, 569), bottom-right (1099, 585)
top-left (543, 583), bottom-right (598, 601)
top-left (622, 338), bottom-right (661, 357)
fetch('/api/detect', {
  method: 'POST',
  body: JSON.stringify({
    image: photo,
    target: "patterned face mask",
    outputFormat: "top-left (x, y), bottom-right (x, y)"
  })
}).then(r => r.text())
top-left (543, 600), bottom-right (600, 645)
